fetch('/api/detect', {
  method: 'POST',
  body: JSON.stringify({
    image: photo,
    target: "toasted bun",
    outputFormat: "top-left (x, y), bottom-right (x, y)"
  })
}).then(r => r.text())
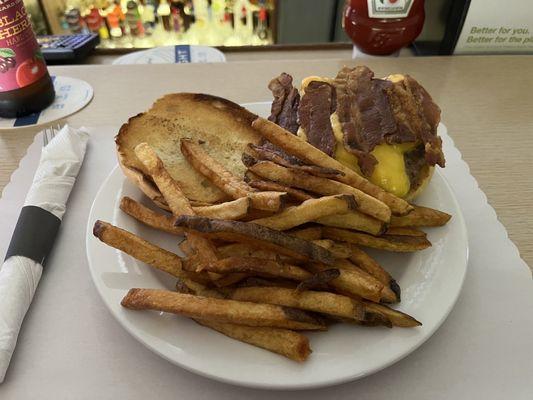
top-left (405, 165), bottom-right (434, 201)
top-left (116, 93), bottom-right (262, 205)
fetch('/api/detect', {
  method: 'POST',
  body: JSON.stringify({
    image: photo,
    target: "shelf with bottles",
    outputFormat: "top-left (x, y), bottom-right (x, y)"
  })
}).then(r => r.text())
top-left (58, 0), bottom-right (275, 49)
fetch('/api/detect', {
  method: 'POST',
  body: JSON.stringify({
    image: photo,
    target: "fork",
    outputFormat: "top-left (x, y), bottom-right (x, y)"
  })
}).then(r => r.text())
top-left (42, 124), bottom-right (63, 147)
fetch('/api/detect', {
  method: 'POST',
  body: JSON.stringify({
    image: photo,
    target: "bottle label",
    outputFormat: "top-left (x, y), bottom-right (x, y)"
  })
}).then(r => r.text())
top-left (0, 0), bottom-right (49, 92)
top-left (367, 0), bottom-right (414, 19)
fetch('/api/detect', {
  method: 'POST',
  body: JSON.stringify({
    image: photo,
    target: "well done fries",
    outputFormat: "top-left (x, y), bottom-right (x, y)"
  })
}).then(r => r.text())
top-left (121, 289), bottom-right (326, 330)
top-left (181, 138), bottom-right (285, 212)
top-left (93, 92), bottom-right (455, 362)
top-left (250, 117), bottom-right (413, 216)
top-left (248, 160), bottom-right (391, 222)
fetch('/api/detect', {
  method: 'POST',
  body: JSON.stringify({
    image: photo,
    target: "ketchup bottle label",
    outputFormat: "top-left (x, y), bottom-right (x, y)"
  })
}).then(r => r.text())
top-left (0, 0), bottom-right (49, 92)
top-left (367, 0), bottom-right (414, 19)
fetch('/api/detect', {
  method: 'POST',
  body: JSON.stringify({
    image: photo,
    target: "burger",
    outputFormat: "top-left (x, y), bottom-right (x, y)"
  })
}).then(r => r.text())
top-left (266, 66), bottom-right (445, 200)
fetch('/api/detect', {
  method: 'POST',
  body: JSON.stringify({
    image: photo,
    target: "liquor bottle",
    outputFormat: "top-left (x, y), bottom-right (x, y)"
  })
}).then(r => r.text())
top-left (255, 1), bottom-right (268, 41)
top-left (0, 0), bottom-right (55, 118)
top-left (126, 0), bottom-right (145, 37)
top-left (158, 0), bottom-right (172, 31)
top-left (343, 0), bottom-right (425, 55)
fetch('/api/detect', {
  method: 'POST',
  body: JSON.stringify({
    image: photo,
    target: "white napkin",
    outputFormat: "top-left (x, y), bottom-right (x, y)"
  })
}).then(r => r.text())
top-left (0, 125), bottom-right (89, 383)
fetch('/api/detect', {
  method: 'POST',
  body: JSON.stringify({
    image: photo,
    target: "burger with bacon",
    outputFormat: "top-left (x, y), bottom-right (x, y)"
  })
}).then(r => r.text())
top-left (266, 66), bottom-right (445, 200)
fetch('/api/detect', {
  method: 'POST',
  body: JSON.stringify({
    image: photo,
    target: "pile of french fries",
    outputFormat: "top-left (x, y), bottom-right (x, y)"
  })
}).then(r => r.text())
top-left (93, 116), bottom-right (451, 362)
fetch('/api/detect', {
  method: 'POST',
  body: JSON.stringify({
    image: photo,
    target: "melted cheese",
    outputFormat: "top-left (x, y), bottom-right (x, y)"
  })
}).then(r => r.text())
top-left (369, 143), bottom-right (415, 197)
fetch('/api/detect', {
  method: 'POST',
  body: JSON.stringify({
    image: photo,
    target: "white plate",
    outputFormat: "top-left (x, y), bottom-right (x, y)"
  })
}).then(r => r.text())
top-left (86, 102), bottom-right (468, 390)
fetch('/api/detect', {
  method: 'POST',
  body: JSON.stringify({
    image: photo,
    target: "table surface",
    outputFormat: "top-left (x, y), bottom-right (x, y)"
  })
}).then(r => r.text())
top-left (1, 55), bottom-right (532, 271)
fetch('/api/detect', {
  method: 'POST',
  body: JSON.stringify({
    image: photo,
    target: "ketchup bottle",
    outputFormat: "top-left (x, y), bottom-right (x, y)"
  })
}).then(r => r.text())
top-left (343, 0), bottom-right (425, 55)
top-left (0, 0), bottom-right (55, 118)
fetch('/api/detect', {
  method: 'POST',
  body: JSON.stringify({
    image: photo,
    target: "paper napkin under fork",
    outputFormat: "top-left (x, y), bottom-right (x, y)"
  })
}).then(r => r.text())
top-left (0, 125), bottom-right (89, 383)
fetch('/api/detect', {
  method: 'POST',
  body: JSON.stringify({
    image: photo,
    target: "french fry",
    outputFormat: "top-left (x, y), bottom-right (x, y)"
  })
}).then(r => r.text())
top-left (247, 179), bottom-right (314, 202)
top-left (390, 205), bottom-right (451, 227)
top-left (295, 269), bottom-right (340, 292)
top-left (309, 262), bottom-right (384, 302)
top-left (217, 243), bottom-right (300, 265)
top-left (244, 143), bottom-right (343, 179)
top-left (322, 227), bottom-right (432, 252)
top-left (250, 117), bottom-right (413, 215)
top-left (251, 194), bottom-right (357, 231)
top-left (337, 259), bottom-right (399, 303)
top-left (348, 245), bottom-right (400, 303)
top-left (121, 289), bottom-right (326, 330)
top-left (175, 280), bottom-right (311, 362)
top-left (174, 216), bottom-right (337, 266)
top-left (311, 240), bottom-right (351, 259)
top-left (120, 196), bottom-right (183, 235)
top-left (364, 302), bottom-right (421, 327)
top-left (248, 160), bottom-right (390, 222)
top-left (384, 227), bottom-right (428, 237)
top-left (237, 277), bottom-right (297, 289)
top-left (227, 286), bottom-right (365, 321)
top-left (185, 257), bottom-right (312, 282)
top-left (134, 143), bottom-right (219, 268)
top-left (92, 220), bottom-right (183, 278)
top-left (247, 191), bottom-right (287, 213)
top-left (180, 138), bottom-right (285, 212)
top-left (315, 212), bottom-right (386, 236)
top-left (196, 320), bottom-right (312, 362)
top-left (286, 226), bottom-right (322, 241)
top-left (192, 197), bottom-right (250, 220)
top-left (120, 196), bottom-right (252, 239)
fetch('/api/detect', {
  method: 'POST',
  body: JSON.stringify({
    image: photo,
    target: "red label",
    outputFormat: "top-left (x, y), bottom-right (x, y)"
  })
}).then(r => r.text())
top-left (0, 0), bottom-right (49, 92)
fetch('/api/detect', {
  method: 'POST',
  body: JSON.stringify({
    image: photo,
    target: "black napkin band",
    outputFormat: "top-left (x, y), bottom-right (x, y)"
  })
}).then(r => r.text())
top-left (5, 205), bottom-right (61, 265)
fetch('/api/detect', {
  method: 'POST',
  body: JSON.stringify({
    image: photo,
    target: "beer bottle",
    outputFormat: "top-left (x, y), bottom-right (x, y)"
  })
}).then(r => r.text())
top-left (0, 0), bottom-right (55, 118)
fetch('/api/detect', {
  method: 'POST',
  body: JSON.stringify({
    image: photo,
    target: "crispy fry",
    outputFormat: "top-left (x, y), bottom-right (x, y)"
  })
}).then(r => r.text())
top-left (348, 245), bottom-right (400, 303)
top-left (384, 227), bottom-right (428, 237)
top-left (197, 320), bottom-right (312, 361)
top-left (311, 240), bottom-right (351, 259)
top-left (244, 144), bottom-right (344, 179)
top-left (286, 226), bottom-right (322, 241)
top-left (315, 212), bottom-right (386, 236)
top-left (134, 143), bottom-right (219, 267)
top-left (93, 220), bottom-right (183, 278)
top-left (248, 161), bottom-right (390, 222)
top-left (390, 205), bottom-right (451, 227)
top-left (134, 143), bottom-right (195, 216)
top-left (322, 227), bottom-right (432, 252)
top-left (173, 280), bottom-right (311, 361)
top-left (192, 197), bottom-right (251, 220)
top-left (252, 194), bottom-right (357, 231)
top-left (217, 243), bottom-right (300, 265)
top-left (120, 196), bottom-right (252, 239)
top-left (247, 191), bottom-right (287, 212)
top-left (364, 302), bottom-right (421, 327)
top-left (237, 277), bottom-right (297, 289)
top-left (247, 179), bottom-right (314, 202)
top-left (121, 289), bottom-right (326, 330)
top-left (227, 286), bottom-right (365, 320)
top-left (309, 262), bottom-right (384, 302)
top-left (185, 257), bottom-right (312, 281)
top-left (295, 269), bottom-right (340, 292)
top-left (332, 258), bottom-right (397, 303)
top-left (120, 197), bottom-right (183, 235)
top-left (174, 216), bottom-right (336, 266)
top-left (180, 138), bottom-right (285, 212)
top-left (250, 117), bottom-right (413, 215)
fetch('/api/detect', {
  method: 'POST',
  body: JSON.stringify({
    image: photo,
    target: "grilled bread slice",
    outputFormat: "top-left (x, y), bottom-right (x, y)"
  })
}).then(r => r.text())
top-left (116, 93), bottom-right (261, 207)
